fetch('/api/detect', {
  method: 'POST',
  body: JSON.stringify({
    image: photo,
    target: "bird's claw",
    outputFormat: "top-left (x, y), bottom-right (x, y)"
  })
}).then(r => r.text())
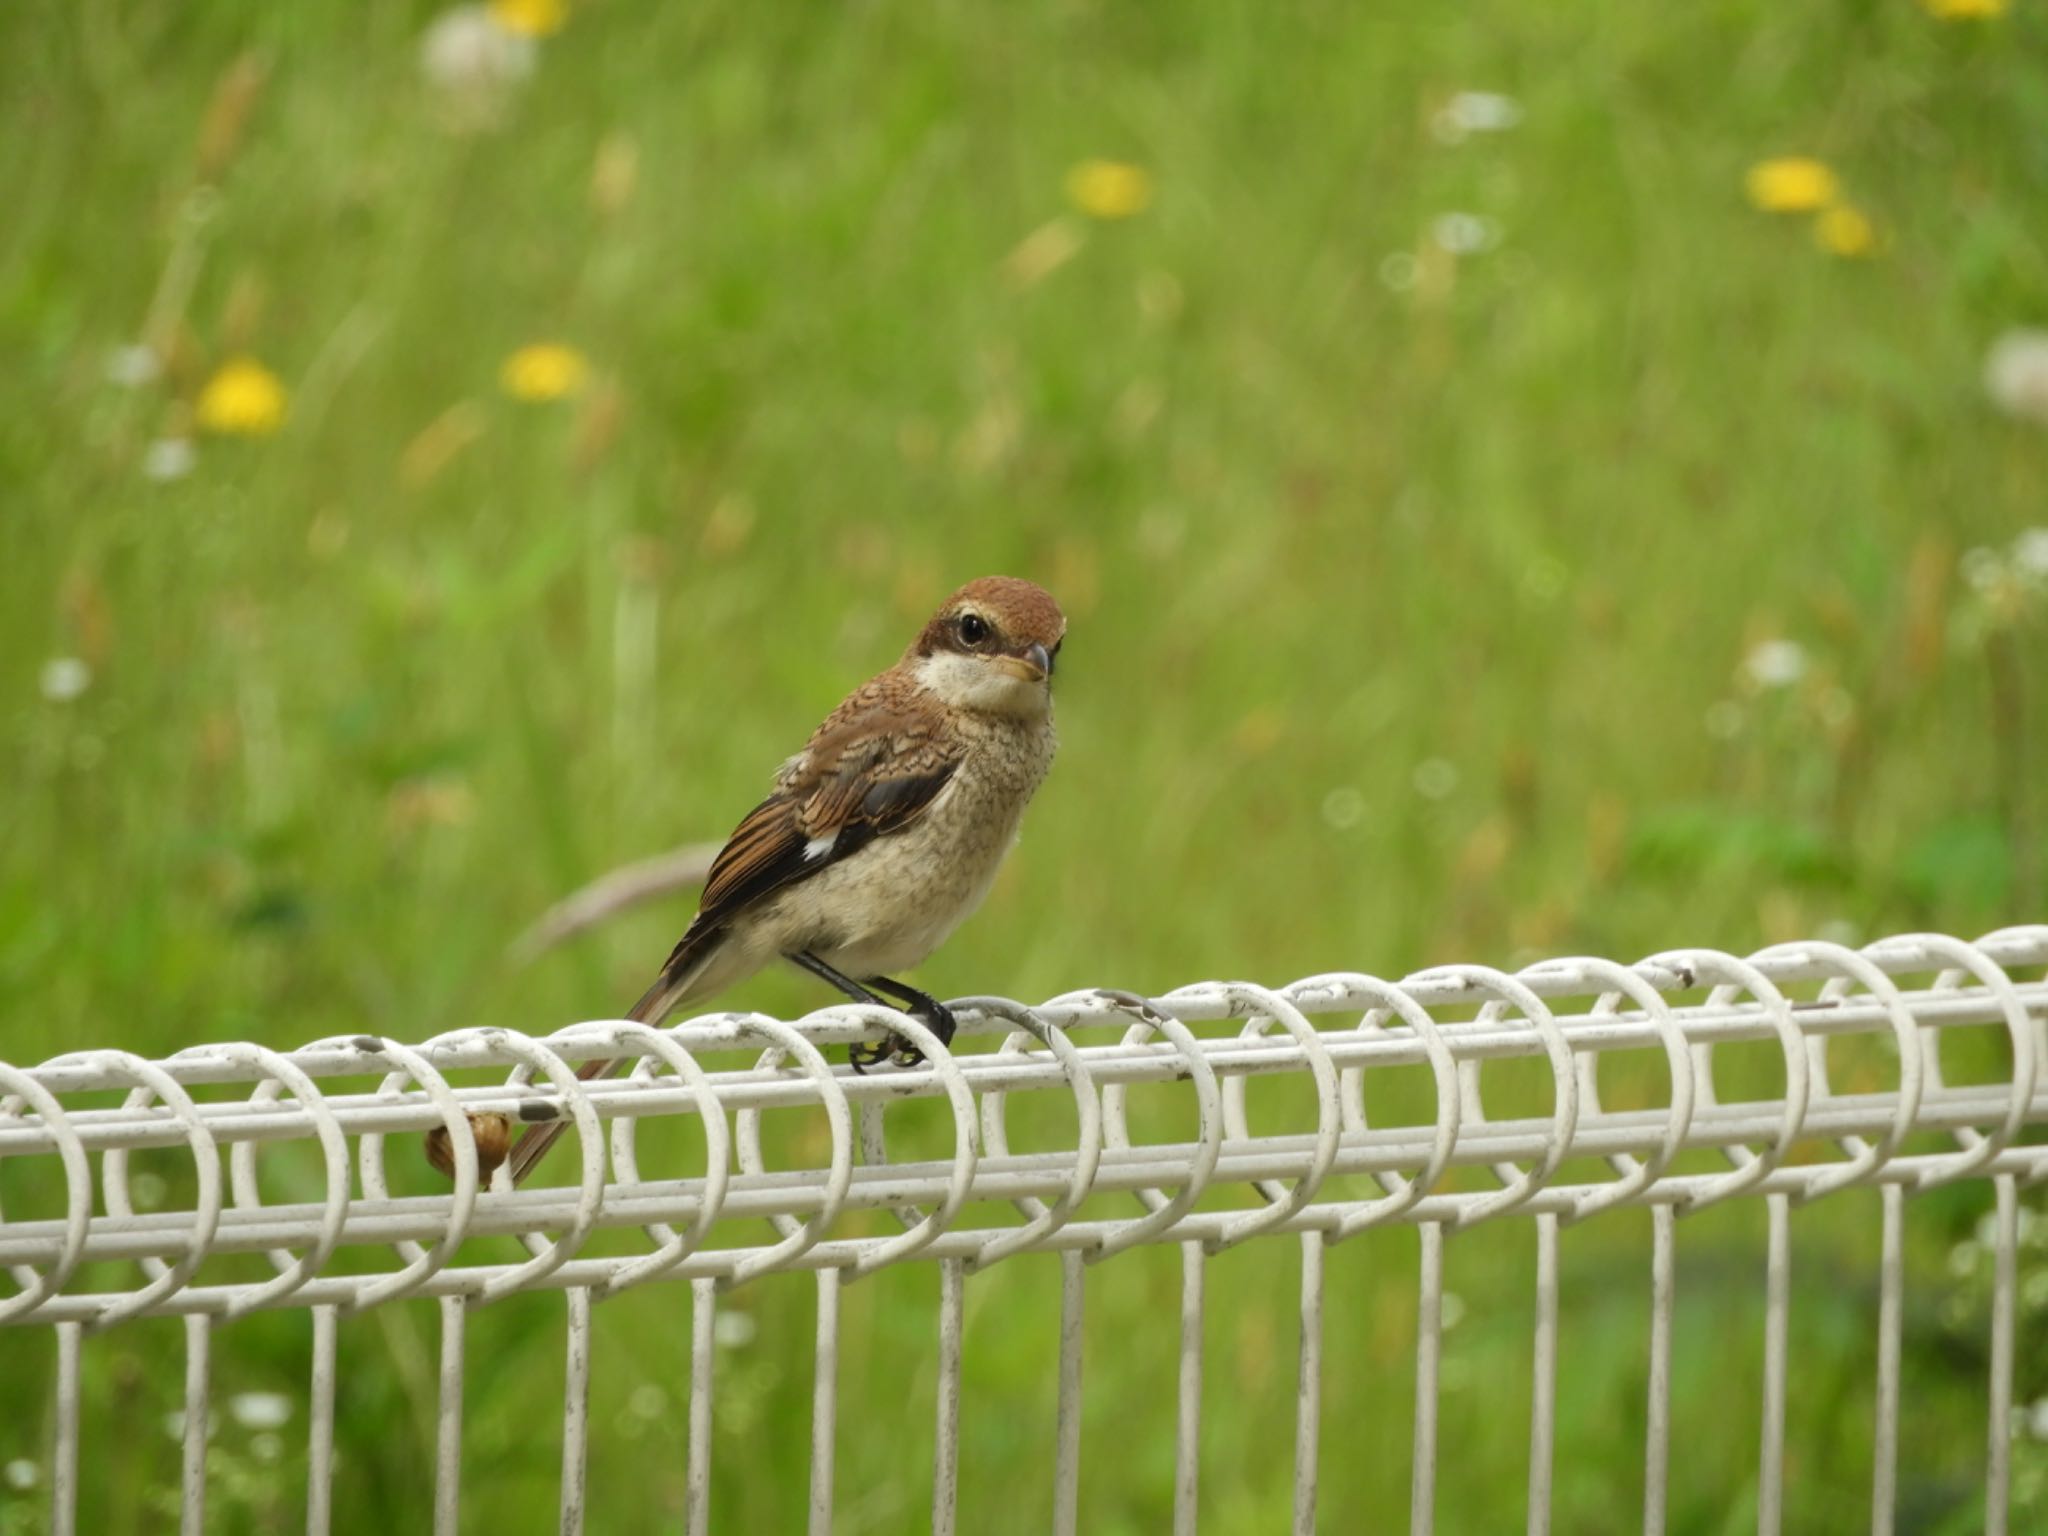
top-left (848, 1036), bottom-right (893, 1074)
top-left (848, 1000), bottom-right (955, 1073)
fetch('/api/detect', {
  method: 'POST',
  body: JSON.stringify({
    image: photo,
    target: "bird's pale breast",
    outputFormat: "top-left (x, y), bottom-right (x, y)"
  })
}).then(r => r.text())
top-left (759, 711), bottom-right (1056, 979)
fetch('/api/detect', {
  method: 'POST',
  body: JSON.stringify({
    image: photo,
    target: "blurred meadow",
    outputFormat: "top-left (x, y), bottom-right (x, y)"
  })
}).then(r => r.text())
top-left (6, 1), bottom-right (2048, 1531)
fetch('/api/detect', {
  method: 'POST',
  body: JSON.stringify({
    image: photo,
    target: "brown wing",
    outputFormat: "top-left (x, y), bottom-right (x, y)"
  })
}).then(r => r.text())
top-left (645, 699), bottom-right (961, 992)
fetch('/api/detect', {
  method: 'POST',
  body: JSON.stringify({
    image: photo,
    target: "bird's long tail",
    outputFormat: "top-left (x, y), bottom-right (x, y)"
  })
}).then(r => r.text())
top-left (505, 969), bottom-right (679, 1187)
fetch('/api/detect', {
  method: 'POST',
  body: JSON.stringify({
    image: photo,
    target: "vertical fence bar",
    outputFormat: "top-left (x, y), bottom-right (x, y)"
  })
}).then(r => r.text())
top-left (307, 1304), bottom-right (338, 1536)
top-left (1644, 1203), bottom-right (1674, 1536)
top-left (1176, 1240), bottom-right (1206, 1536)
top-left (52, 1320), bottom-right (81, 1536)
top-left (808, 1268), bottom-right (841, 1536)
top-left (1871, 1184), bottom-right (1902, 1536)
top-left (181, 1313), bottom-right (212, 1536)
top-left (1054, 1250), bottom-right (1085, 1536)
top-left (1758, 1193), bottom-right (1790, 1536)
top-left (1528, 1212), bottom-right (1559, 1536)
top-left (1294, 1230), bottom-right (1324, 1536)
top-left (1411, 1222), bottom-right (1443, 1536)
top-left (434, 1295), bottom-right (467, 1536)
top-left (559, 1288), bottom-right (593, 1536)
top-left (687, 1277), bottom-right (716, 1536)
top-left (934, 1259), bottom-right (967, 1536)
top-left (1985, 1174), bottom-right (2017, 1536)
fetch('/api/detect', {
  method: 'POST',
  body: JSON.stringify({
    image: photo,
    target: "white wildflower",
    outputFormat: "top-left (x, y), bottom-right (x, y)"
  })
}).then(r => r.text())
top-left (1985, 330), bottom-right (2048, 427)
top-left (1741, 639), bottom-right (1807, 690)
top-left (1378, 252), bottom-right (1420, 292)
top-left (144, 437), bottom-right (197, 482)
top-left (1431, 212), bottom-right (1500, 255)
top-left (39, 658), bottom-right (91, 702)
top-left (1961, 546), bottom-right (2006, 595)
top-left (105, 344), bottom-right (162, 388)
top-left (1430, 91), bottom-right (1524, 145)
top-left (2010, 528), bottom-right (2048, 581)
top-left (1413, 758), bottom-right (1459, 800)
top-left (1320, 787), bottom-right (1365, 830)
top-left (419, 5), bottom-right (535, 128)
top-left (2027, 1397), bottom-right (2048, 1443)
top-left (1976, 1208), bottom-right (2039, 1246)
top-left (229, 1392), bottom-right (293, 1431)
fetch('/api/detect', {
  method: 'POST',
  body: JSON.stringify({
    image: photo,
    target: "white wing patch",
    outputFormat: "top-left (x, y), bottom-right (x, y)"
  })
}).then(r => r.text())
top-left (803, 832), bottom-right (838, 862)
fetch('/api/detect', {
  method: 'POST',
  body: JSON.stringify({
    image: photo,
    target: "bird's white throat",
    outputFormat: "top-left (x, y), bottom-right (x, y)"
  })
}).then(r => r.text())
top-left (913, 651), bottom-right (1051, 719)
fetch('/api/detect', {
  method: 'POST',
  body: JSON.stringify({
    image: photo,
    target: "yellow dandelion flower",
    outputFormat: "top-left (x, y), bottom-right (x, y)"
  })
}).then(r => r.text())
top-left (1745, 157), bottom-right (1839, 214)
top-left (1064, 160), bottom-right (1153, 221)
top-left (489, 0), bottom-right (566, 37)
top-left (196, 357), bottom-right (288, 436)
top-left (1814, 205), bottom-right (1876, 258)
top-left (500, 343), bottom-right (589, 402)
top-left (1922, 0), bottom-right (2006, 17)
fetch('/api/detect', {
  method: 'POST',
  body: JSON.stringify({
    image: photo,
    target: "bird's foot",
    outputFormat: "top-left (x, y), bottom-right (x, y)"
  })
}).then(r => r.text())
top-left (848, 998), bottom-right (955, 1073)
top-left (848, 1035), bottom-right (893, 1074)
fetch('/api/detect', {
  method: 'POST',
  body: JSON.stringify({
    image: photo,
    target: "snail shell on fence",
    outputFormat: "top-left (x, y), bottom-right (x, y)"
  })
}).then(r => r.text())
top-left (424, 1112), bottom-right (515, 1182)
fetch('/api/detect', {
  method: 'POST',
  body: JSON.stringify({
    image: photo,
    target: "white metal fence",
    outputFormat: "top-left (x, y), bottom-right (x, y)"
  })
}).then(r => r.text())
top-left (2, 928), bottom-right (2044, 1534)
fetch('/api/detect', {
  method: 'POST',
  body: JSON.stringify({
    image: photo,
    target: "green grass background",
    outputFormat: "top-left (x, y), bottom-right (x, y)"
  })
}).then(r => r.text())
top-left (4, 1), bottom-right (2047, 1531)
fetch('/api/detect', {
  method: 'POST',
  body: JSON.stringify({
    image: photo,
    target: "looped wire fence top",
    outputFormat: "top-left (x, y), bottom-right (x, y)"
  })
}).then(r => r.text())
top-left (2, 926), bottom-right (2045, 1536)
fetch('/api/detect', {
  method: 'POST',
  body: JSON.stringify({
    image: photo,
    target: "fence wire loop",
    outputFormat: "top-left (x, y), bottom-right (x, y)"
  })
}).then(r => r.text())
top-left (558, 1019), bottom-right (732, 1300)
top-left (1528, 956), bottom-right (1695, 1226)
top-left (200, 1042), bottom-right (353, 1317)
top-left (81, 1052), bottom-right (223, 1331)
top-left (845, 1004), bottom-right (980, 1278)
top-left (0, 1066), bottom-right (91, 1323)
top-left (1647, 949), bottom-right (1810, 1215)
top-left (1193, 981), bottom-right (1342, 1251)
top-left (1751, 941), bottom-right (1920, 1206)
top-left (348, 1036), bottom-right (484, 1312)
top-left (1906, 933), bottom-right (2034, 1188)
top-left (1406, 965), bottom-right (1580, 1231)
top-left (1092, 990), bottom-right (1225, 1263)
top-left (961, 998), bottom-right (1100, 1272)
top-left (1304, 974), bottom-right (1463, 1242)
top-left (445, 1028), bottom-right (608, 1303)
top-left (725, 1014), bottom-right (853, 1288)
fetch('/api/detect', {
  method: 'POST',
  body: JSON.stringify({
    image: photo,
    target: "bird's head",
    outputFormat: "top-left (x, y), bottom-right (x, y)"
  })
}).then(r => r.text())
top-left (907, 576), bottom-right (1066, 719)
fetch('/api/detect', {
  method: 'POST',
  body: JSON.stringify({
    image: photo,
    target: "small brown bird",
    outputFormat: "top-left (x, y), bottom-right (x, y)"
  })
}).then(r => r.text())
top-left (430, 576), bottom-right (1066, 1186)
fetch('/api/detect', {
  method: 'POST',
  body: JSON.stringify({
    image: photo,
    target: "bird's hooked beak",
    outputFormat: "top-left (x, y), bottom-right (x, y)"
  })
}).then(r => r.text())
top-left (994, 641), bottom-right (1054, 684)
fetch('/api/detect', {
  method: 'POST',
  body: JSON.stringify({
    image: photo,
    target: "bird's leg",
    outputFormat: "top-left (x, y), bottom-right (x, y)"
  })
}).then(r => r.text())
top-left (791, 951), bottom-right (903, 1072)
top-left (859, 975), bottom-right (956, 1067)
top-left (789, 952), bottom-right (945, 1072)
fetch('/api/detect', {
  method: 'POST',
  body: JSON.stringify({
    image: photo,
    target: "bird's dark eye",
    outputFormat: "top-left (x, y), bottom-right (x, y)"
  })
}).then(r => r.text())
top-left (958, 613), bottom-right (990, 646)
